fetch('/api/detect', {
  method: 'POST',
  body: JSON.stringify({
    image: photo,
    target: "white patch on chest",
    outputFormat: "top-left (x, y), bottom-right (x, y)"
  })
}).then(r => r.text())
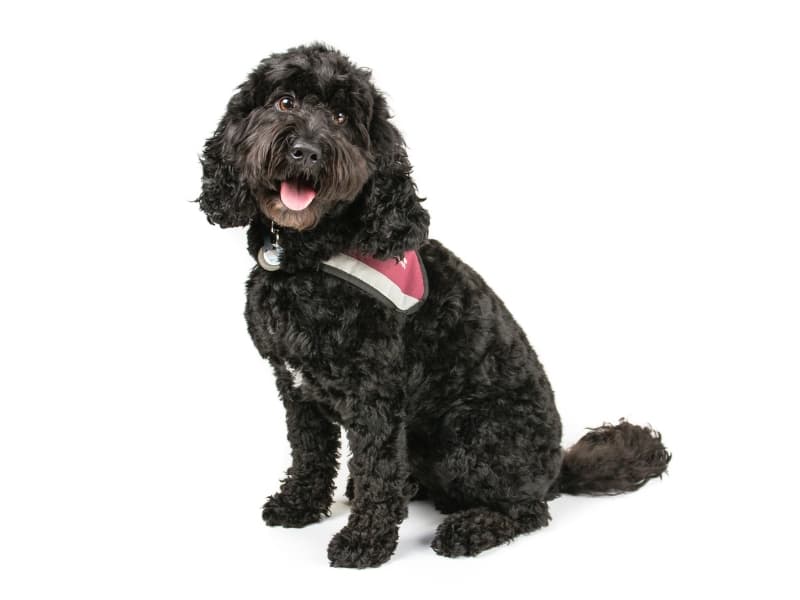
top-left (284, 361), bottom-right (304, 388)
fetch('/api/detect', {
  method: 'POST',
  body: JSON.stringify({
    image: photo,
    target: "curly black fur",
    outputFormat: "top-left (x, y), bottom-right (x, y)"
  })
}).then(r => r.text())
top-left (196, 43), bottom-right (670, 569)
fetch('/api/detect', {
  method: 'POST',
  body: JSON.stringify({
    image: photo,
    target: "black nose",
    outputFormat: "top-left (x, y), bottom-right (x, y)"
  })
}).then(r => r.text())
top-left (289, 140), bottom-right (321, 167)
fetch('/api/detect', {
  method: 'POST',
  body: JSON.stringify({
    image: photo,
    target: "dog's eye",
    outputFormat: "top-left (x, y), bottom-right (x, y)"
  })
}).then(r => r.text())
top-left (276, 96), bottom-right (295, 112)
top-left (333, 112), bottom-right (347, 125)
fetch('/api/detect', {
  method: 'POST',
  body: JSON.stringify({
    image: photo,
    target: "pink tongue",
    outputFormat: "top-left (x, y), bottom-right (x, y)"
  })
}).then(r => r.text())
top-left (280, 180), bottom-right (316, 211)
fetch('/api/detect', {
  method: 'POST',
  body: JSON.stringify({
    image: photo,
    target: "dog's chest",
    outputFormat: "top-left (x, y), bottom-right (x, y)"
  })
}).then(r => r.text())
top-left (245, 267), bottom-right (404, 377)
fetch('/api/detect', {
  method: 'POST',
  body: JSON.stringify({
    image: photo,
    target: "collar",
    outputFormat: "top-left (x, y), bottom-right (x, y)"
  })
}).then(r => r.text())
top-left (256, 223), bottom-right (427, 314)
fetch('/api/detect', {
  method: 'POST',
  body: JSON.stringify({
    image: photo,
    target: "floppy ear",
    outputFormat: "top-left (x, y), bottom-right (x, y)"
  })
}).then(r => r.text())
top-left (196, 88), bottom-right (258, 228)
top-left (355, 93), bottom-right (429, 258)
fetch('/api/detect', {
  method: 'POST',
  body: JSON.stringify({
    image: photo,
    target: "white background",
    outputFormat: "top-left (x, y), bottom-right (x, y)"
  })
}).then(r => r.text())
top-left (1, 1), bottom-right (798, 598)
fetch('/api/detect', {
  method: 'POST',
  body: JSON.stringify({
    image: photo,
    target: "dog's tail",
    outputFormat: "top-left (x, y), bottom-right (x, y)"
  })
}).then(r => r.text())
top-left (549, 419), bottom-right (671, 497)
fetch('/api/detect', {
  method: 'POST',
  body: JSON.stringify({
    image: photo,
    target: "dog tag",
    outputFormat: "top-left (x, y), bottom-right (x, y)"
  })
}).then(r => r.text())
top-left (258, 243), bottom-right (283, 271)
top-left (257, 221), bottom-right (284, 271)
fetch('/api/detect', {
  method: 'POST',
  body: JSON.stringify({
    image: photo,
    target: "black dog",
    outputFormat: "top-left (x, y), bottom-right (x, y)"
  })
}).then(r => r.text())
top-left (196, 44), bottom-right (670, 568)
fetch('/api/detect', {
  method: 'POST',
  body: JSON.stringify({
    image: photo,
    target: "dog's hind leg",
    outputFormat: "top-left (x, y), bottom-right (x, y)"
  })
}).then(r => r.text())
top-left (431, 501), bottom-right (550, 557)
top-left (423, 398), bottom-right (562, 557)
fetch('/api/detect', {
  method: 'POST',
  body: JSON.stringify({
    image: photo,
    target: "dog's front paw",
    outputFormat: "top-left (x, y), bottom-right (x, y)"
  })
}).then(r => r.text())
top-left (327, 523), bottom-right (399, 568)
top-left (262, 493), bottom-right (328, 528)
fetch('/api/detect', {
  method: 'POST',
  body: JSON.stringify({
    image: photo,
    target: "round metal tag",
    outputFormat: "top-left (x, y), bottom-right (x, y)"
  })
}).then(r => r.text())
top-left (258, 244), bottom-right (283, 271)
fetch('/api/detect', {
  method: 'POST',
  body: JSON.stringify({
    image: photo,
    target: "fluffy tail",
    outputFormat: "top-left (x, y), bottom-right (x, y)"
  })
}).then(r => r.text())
top-left (551, 419), bottom-right (671, 496)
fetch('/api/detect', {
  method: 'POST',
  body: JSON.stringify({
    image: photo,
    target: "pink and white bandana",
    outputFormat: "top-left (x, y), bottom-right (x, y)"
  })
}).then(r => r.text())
top-left (321, 250), bottom-right (428, 314)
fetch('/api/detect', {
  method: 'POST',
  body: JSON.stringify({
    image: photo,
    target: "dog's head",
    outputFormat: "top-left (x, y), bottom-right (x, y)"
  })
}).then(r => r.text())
top-left (197, 44), bottom-right (428, 257)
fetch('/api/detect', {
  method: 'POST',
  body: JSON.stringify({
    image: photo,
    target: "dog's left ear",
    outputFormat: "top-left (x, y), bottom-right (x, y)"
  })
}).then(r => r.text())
top-left (355, 92), bottom-right (429, 258)
top-left (196, 86), bottom-right (258, 228)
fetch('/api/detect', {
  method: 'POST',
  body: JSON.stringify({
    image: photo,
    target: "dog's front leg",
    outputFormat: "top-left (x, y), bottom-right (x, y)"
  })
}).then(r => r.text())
top-left (328, 410), bottom-right (413, 568)
top-left (262, 399), bottom-right (340, 528)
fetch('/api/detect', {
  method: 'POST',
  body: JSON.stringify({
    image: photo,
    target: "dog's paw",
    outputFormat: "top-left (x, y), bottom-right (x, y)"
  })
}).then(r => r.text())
top-left (261, 494), bottom-right (328, 528)
top-left (327, 524), bottom-right (398, 568)
top-left (431, 509), bottom-right (512, 557)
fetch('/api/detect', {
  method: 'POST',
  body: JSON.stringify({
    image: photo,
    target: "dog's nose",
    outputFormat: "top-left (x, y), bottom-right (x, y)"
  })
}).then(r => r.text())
top-left (289, 140), bottom-right (321, 167)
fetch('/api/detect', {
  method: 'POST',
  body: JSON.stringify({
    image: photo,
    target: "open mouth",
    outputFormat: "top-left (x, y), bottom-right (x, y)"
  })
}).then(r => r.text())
top-left (278, 177), bottom-right (317, 211)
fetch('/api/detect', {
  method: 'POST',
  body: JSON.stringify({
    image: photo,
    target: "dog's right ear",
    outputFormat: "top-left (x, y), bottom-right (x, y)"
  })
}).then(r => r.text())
top-left (196, 86), bottom-right (258, 228)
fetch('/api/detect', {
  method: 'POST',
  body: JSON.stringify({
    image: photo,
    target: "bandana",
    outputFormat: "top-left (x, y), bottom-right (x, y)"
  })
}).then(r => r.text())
top-left (321, 250), bottom-right (428, 314)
